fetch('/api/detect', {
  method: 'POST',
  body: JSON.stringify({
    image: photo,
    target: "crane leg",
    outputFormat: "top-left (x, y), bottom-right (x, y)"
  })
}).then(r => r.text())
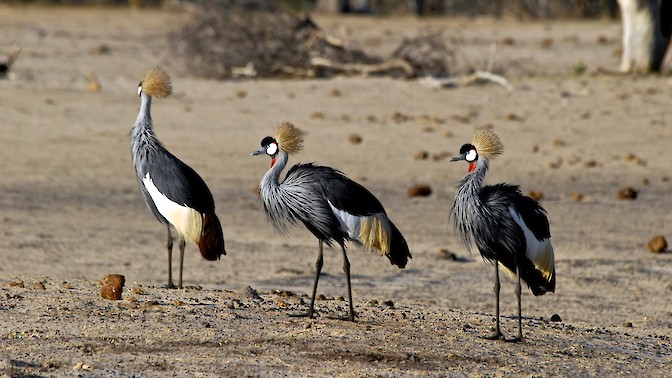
top-left (290, 240), bottom-right (324, 319)
top-left (507, 264), bottom-right (524, 343)
top-left (178, 237), bottom-right (186, 289)
top-left (165, 225), bottom-right (176, 289)
top-left (307, 241), bottom-right (324, 318)
top-left (483, 261), bottom-right (504, 340)
top-left (340, 245), bottom-right (355, 321)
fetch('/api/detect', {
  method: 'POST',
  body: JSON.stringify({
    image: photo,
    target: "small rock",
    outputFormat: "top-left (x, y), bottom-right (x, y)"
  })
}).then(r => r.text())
top-left (310, 112), bottom-right (325, 120)
top-left (383, 300), bottom-right (394, 308)
top-left (235, 90), bottom-right (247, 98)
top-left (100, 274), bottom-right (125, 301)
top-left (348, 134), bottom-right (362, 144)
top-left (570, 192), bottom-right (585, 202)
top-left (236, 286), bottom-right (262, 301)
top-left (73, 362), bottom-right (91, 371)
top-left (550, 314), bottom-right (562, 322)
top-left (330, 89), bottom-right (342, 97)
top-left (500, 37), bottom-right (515, 45)
top-left (86, 76), bottom-right (102, 93)
top-left (646, 235), bottom-right (667, 253)
top-left (408, 184), bottom-right (432, 198)
top-left (437, 248), bottom-right (457, 261)
top-left (528, 191), bottom-right (544, 201)
top-left (414, 150), bottom-right (429, 160)
top-left (617, 187), bottom-right (638, 200)
top-left (552, 138), bottom-right (566, 147)
top-left (368, 299), bottom-right (379, 306)
top-left (584, 160), bottom-right (598, 168)
top-left (8, 281), bottom-right (24, 288)
top-left (623, 321), bottom-right (633, 328)
top-left (31, 281), bottom-right (46, 290)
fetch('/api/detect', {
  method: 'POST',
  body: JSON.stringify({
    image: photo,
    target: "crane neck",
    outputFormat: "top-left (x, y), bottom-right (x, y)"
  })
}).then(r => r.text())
top-left (459, 158), bottom-right (489, 194)
top-left (133, 93), bottom-right (153, 132)
top-left (131, 93), bottom-right (162, 167)
top-left (261, 151), bottom-right (289, 190)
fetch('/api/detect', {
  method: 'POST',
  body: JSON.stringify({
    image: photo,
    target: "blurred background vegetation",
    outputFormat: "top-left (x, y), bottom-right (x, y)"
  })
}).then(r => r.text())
top-left (0, 0), bottom-right (620, 19)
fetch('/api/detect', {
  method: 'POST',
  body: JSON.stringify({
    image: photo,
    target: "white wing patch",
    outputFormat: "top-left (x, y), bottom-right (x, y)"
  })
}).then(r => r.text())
top-left (507, 205), bottom-right (555, 281)
top-left (143, 173), bottom-right (203, 244)
top-left (328, 201), bottom-right (391, 254)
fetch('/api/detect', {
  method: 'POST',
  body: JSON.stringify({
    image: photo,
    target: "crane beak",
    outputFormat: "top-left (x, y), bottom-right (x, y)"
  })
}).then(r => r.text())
top-left (251, 148), bottom-right (265, 156)
top-left (450, 153), bottom-right (466, 162)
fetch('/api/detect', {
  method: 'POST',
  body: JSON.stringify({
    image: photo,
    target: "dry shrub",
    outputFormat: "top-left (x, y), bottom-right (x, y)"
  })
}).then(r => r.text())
top-left (169, 0), bottom-right (452, 79)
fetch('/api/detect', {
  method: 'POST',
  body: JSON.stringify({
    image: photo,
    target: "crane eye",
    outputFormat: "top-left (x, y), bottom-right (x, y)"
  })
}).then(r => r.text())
top-left (266, 142), bottom-right (278, 156)
top-left (465, 149), bottom-right (477, 162)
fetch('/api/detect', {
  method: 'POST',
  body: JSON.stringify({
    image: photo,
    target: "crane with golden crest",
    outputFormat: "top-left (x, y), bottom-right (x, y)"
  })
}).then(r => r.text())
top-left (131, 67), bottom-right (226, 289)
top-left (450, 129), bottom-right (555, 341)
top-left (252, 123), bottom-right (411, 321)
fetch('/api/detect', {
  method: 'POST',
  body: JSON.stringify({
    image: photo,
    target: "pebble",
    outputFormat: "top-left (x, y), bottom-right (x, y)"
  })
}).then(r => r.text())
top-left (646, 235), bottom-right (667, 253)
top-left (413, 150), bottom-right (429, 160)
top-left (617, 187), bottom-right (638, 200)
top-left (528, 191), bottom-right (544, 201)
top-left (100, 274), bottom-right (125, 301)
top-left (407, 184), bottom-right (432, 197)
top-left (236, 286), bottom-right (262, 301)
top-left (348, 134), bottom-right (362, 144)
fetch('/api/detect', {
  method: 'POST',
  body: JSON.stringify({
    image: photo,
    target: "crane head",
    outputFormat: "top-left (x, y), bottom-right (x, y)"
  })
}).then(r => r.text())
top-left (138, 66), bottom-right (172, 99)
top-left (251, 122), bottom-right (304, 158)
top-left (251, 136), bottom-right (278, 157)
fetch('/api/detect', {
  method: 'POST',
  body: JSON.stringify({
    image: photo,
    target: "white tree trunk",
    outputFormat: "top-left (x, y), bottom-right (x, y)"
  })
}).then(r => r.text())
top-left (618, 0), bottom-right (671, 72)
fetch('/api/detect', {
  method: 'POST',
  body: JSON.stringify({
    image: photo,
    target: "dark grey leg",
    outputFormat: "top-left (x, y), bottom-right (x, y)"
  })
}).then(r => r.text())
top-left (166, 225), bottom-right (176, 289)
top-left (178, 237), bottom-right (186, 289)
top-left (340, 245), bottom-right (355, 321)
top-left (508, 264), bottom-right (524, 342)
top-left (483, 261), bottom-right (504, 340)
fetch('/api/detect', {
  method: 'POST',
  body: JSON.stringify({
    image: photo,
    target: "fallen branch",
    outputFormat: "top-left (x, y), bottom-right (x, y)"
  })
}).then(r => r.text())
top-left (464, 71), bottom-right (513, 91)
top-left (310, 57), bottom-right (415, 78)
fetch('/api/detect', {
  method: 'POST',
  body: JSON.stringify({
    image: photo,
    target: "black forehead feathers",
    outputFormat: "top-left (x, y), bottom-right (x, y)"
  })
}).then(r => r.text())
top-left (459, 143), bottom-right (476, 154)
top-left (261, 136), bottom-right (276, 147)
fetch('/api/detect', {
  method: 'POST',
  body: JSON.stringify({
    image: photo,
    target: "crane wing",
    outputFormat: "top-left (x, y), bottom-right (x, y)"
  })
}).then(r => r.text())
top-left (144, 150), bottom-right (216, 213)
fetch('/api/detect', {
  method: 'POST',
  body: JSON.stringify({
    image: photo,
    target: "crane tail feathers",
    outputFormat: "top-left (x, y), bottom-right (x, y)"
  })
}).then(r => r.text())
top-left (198, 212), bottom-right (226, 261)
top-left (386, 220), bottom-right (412, 268)
top-left (499, 257), bottom-right (555, 296)
top-left (358, 215), bottom-right (411, 268)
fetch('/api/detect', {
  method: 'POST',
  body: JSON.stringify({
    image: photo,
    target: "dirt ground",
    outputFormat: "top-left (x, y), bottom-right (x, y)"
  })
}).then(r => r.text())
top-left (0, 5), bottom-right (671, 377)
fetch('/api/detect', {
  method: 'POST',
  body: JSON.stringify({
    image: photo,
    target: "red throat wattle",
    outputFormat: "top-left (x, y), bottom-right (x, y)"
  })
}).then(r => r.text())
top-left (468, 162), bottom-right (477, 173)
top-left (270, 157), bottom-right (277, 168)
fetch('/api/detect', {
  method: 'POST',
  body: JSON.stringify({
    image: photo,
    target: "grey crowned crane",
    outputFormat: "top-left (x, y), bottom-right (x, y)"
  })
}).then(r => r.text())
top-left (131, 67), bottom-right (225, 289)
top-left (251, 123), bottom-right (411, 321)
top-left (450, 129), bottom-right (555, 341)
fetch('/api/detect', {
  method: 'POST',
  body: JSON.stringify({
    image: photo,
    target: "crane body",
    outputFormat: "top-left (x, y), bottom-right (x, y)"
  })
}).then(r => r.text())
top-left (132, 67), bottom-right (225, 289)
top-left (252, 123), bottom-right (410, 320)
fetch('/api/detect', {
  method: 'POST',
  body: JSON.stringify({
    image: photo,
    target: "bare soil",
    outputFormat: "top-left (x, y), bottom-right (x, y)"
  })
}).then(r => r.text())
top-left (0, 5), bottom-right (670, 377)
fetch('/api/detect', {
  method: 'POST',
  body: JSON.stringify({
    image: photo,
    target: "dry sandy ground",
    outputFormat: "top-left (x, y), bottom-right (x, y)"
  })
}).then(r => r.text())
top-left (0, 5), bottom-right (671, 377)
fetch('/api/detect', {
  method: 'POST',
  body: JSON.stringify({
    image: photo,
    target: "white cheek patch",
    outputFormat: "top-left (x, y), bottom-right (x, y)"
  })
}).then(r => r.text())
top-left (266, 143), bottom-right (278, 155)
top-left (137, 85), bottom-right (142, 96)
top-left (465, 149), bottom-right (477, 162)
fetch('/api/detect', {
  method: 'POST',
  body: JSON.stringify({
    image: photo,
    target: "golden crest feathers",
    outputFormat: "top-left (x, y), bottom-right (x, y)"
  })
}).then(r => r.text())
top-left (472, 129), bottom-right (503, 159)
top-left (141, 67), bottom-right (172, 99)
top-left (275, 122), bottom-right (304, 154)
